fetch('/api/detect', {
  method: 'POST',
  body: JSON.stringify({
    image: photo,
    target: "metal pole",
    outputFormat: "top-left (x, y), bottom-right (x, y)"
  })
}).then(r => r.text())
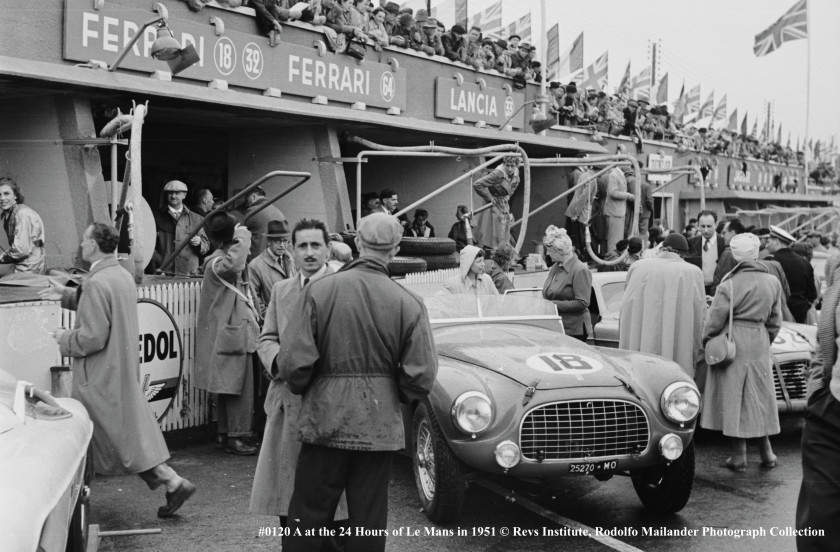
top-left (790, 210), bottom-right (828, 235)
top-left (110, 139), bottom-right (118, 222)
top-left (510, 163), bottom-right (618, 228)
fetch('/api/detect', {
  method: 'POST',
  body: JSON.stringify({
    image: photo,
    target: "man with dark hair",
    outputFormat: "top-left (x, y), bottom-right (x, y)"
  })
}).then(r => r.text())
top-left (0, 176), bottom-right (45, 274)
top-left (447, 205), bottom-right (475, 251)
top-left (40, 222), bottom-right (195, 518)
top-left (245, 186), bottom-right (288, 262)
top-left (196, 212), bottom-right (260, 456)
top-left (279, 213), bottom-right (437, 552)
top-left (405, 208), bottom-right (435, 238)
top-left (152, 179), bottom-right (209, 276)
top-left (687, 209), bottom-right (725, 295)
top-left (765, 225), bottom-right (818, 324)
top-left (250, 217), bottom-right (347, 530)
top-left (710, 218), bottom-right (746, 295)
top-left (378, 189), bottom-right (408, 227)
top-left (192, 187), bottom-right (215, 216)
top-left (485, 243), bottom-right (516, 294)
top-left (756, 227), bottom-right (772, 259)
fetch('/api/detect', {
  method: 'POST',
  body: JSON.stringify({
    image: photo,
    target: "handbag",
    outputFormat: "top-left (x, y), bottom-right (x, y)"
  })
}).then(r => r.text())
top-left (345, 38), bottom-right (367, 60)
top-left (704, 279), bottom-right (736, 369)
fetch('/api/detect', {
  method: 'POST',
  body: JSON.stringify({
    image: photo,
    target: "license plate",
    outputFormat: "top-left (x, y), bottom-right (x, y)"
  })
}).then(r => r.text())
top-left (568, 460), bottom-right (618, 474)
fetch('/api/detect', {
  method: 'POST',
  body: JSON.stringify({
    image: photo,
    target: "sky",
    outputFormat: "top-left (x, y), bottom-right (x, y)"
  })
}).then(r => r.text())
top-left (408, 0), bottom-right (840, 151)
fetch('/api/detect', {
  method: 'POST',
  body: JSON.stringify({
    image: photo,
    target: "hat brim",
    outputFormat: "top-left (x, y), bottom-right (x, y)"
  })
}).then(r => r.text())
top-left (264, 233), bottom-right (291, 238)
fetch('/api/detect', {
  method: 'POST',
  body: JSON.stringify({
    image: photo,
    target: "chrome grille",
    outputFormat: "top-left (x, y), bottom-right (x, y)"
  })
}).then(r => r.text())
top-left (774, 361), bottom-right (809, 401)
top-left (520, 400), bottom-right (649, 461)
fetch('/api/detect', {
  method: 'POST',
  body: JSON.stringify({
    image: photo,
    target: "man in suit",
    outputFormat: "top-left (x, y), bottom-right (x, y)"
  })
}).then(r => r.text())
top-left (687, 210), bottom-right (725, 296)
top-left (250, 218), bottom-right (344, 529)
top-left (765, 225), bottom-right (818, 324)
top-left (248, 220), bottom-right (295, 314)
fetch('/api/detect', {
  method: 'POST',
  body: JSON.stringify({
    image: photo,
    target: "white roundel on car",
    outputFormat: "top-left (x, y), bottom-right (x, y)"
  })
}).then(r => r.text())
top-left (525, 353), bottom-right (604, 375)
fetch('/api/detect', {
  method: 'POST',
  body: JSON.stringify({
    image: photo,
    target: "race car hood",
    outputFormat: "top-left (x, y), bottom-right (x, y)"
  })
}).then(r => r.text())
top-left (434, 323), bottom-right (626, 389)
top-left (771, 323), bottom-right (815, 355)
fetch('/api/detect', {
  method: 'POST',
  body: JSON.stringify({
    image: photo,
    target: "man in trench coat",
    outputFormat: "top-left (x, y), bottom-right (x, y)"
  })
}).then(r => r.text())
top-left (41, 222), bottom-right (195, 517)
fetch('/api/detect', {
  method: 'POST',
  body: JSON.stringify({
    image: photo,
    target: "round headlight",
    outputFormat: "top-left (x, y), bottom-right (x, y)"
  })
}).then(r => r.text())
top-left (495, 440), bottom-right (521, 469)
top-left (660, 382), bottom-right (701, 424)
top-left (659, 433), bottom-right (684, 461)
top-left (451, 391), bottom-right (493, 435)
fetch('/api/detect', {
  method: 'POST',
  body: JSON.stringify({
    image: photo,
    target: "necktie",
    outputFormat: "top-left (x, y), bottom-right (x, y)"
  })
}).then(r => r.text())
top-left (171, 211), bottom-right (181, 221)
top-left (703, 239), bottom-right (710, 252)
top-left (303, 277), bottom-right (310, 287)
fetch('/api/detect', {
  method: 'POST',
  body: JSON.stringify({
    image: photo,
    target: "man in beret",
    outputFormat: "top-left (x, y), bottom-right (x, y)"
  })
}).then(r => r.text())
top-left (441, 23), bottom-right (467, 62)
top-left (152, 179), bottom-right (209, 276)
top-left (765, 225), bottom-right (817, 323)
top-left (279, 213), bottom-right (437, 552)
top-left (507, 34), bottom-right (521, 51)
top-left (620, 232), bottom-right (705, 378)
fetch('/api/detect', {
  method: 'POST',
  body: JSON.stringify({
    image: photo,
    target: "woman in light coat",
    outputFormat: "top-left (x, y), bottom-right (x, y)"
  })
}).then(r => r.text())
top-left (700, 233), bottom-right (783, 472)
top-left (541, 226), bottom-right (592, 341)
top-left (473, 156), bottom-right (519, 252)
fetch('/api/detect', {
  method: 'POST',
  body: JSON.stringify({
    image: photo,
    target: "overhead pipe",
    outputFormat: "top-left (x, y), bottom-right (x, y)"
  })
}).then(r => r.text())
top-left (349, 135), bottom-right (532, 252)
top-left (643, 165), bottom-right (706, 210)
top-left (158, 170), bottom-right (311, 272)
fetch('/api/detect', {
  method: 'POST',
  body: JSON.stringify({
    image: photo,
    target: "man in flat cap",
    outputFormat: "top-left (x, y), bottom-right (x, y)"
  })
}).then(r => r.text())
top-left (152, 180), bottom-right (209, 276)
top-left (765, 225), bottom-right (817, 324)
top-left (278, 213), bottom-right (437, 552)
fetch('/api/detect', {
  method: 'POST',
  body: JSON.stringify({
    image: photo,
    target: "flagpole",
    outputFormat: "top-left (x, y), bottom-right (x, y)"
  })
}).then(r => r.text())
top-left (804, 0), bottom-right (811, 190)
top-left (538, 0), bottom-right (548, 134)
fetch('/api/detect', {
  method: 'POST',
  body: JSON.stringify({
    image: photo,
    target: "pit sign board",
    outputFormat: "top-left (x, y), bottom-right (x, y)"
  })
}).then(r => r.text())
top-left (138, 299), bottom-right (183, 422)
top-left (435, 77), bottom-right (525, 128)
top-left (62, 0), bottom-right (407, 110)
top-left (646, 153), bottom-right (673, 183)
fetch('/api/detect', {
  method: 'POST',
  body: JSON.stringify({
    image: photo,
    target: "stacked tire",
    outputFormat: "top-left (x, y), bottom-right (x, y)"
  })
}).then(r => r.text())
top-left (395, 237), bottom-right (459, 274)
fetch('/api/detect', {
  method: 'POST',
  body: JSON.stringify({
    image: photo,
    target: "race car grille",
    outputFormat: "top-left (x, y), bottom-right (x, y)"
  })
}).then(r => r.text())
top-left (520, 400), bottom-right (649, 461)
top-left (774, 360), bottom-right (809, 401)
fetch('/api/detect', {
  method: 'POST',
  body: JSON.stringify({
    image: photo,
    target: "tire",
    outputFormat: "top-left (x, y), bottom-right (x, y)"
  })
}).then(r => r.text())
top-left (388, 256), bottom-right (427, 276)
top-left (411, 401), bottom-right (467, 524)
top-left (418, 253), bottom-right (459, 271)
top-left (631, 440), bottom-right (695, 514)
top-left (399, 237), bottom-right (456, 256)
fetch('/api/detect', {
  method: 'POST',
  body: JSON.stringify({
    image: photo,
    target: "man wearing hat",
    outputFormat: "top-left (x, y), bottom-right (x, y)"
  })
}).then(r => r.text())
top-left (195, 212), bottom-right (260, 456)
top-left (441, 23), bottom-right (467, 62)
top-left (248, 220), bottom-right (296, 314)
top-left (278, 213), bottom-right (437, 552)
top-left (419, 16), bottom-right (444, 56)
top-left (620, 232), bottom-right (705, 377)
top-left (152, 179), bottom-right (209, 276)
top-left (382, 1), bottom-right (401, 38)
top-left (507, 34), bottom-right (521, 51)
top-left (765, 225), bottom-right (817, 324)
top-left (509, 42), bottom-right (533, 78)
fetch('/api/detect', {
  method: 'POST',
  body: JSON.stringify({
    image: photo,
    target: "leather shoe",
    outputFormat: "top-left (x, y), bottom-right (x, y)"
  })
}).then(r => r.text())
top-left (157, 479), bottom-right (196, 518)
top-left (225, 437), bottom-right (257, 456)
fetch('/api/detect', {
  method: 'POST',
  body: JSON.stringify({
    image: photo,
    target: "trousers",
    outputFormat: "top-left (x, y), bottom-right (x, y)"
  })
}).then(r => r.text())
top-left (217, 353), bottom-right (255, 437)
top-left (796, 387), bottom-right (840, 551)
top-left (283, 444), bottom-right (393, 552)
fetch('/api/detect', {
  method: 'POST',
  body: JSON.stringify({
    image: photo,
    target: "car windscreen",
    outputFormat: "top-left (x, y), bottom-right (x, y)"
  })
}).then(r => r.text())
top-left (600, 281), bottom-right (626, 315)
top-left (424, 294), bottom-right (558, 319)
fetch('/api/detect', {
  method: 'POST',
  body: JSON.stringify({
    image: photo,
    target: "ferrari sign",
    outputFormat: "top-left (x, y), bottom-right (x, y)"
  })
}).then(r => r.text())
top-left (137, 299), bottom-right (183, 421)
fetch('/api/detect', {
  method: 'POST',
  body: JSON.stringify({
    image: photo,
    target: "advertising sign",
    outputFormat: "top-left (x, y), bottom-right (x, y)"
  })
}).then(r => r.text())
top-left (63, 0), bottom-right (407, 110)
top-left (646, 153), bottom-right (673, 183)
top-left (138, 299), bottom-right (183, 421)
top-left (435, 77), bottom-right (525, 128)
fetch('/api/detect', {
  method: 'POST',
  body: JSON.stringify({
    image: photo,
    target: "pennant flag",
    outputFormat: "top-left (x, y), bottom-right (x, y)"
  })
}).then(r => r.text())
top-left (728, 108), bottom-right (738, 132)
top-left (796, 135), bottom-right (800, 151)
top-left (581, 51), bottom-right (609, 91)
top-left (741, 112), bottom-right (749, 136)
top-left (777, 123), bottom-right (783, 145)
top-left (754, 0), bottom-right (808, 57)
top-left (469, 1), bottom-right (502, 38)
top-left (554, 32), bottom-right (584, 80)
top-left (699, 91), bottom-right (714, 119)
top-left (455, 0), bottom-right (468, 29)
top-left (655, 73), bottom-right (669, 104)
top-left (630, 66), bottom-right (651, 101)
top-left (711, 94), bottom-right (727, 126)
top-left (751, 120), bottom-right (758, 139)
top-left (546, 24), bottom-right (560, 80)
top-left (815, 139), bottom-right (822, 160)
top-left (617, 60), bottom-right (631, 97)
top-left (672, 82), bottom-right (686, 124)
top-left (759, 120), bottom-right (767, 142)
top-left (786, 131), bottom-right (791, 148)
top-left (808, 138), bottom-right (813, 150)
top-left (684, 84), bottom-right (701, 121)
top-left (506, 12), bottom-right (531, 44)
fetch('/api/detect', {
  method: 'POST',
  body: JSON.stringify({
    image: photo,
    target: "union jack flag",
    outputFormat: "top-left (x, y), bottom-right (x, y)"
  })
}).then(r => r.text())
top-left (711, 94), bottom-right (727, 126)
top-left (617, 61), bottom-right (631, 97)
top-left (506, 13), bottom-right (531, 44)
top-left (581, 51), bottom-right (609, 91)
top-left (470, 1), bottom-right (503, 38)
top-left (753, 0), bottom-right (808, 57)
top-left (699, 91), bottom-right (714, 119)
top-left (630, 66), bottom-right (650, 101)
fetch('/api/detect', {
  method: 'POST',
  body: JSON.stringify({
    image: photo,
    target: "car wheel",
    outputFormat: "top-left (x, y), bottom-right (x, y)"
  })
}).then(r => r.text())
top-left (399, 237), bottom-right (457, 256)
top-left (630, 441), bottom-right (695, 514)
top-left (66, 485), bottom-right (90, 552)
top-left (412, 401), bottom-right (466, 524)
top-left (388, 256), bottom-right (427, 276)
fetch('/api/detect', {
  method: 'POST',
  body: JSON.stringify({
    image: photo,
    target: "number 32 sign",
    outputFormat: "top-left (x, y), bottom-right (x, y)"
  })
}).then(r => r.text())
top-left (526, 353), bottom-right (603, 375)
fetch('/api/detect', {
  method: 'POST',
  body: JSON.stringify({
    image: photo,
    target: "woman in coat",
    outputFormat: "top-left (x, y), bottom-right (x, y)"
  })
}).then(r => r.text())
top-left (473, 156), bottom-right (520, 252)
top-left (542, 226), bottom-right (592, 341)
top-left (700, 233), bottom-right (783, 471)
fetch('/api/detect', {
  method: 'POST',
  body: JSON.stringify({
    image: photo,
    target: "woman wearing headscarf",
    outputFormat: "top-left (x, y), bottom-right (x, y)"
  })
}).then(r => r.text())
top-left (542, 226), bottom-right (592, 341)
top-left (437, 244), bottom-right (498, 296)
top-left (700, 233), bottom-right (783, 472)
